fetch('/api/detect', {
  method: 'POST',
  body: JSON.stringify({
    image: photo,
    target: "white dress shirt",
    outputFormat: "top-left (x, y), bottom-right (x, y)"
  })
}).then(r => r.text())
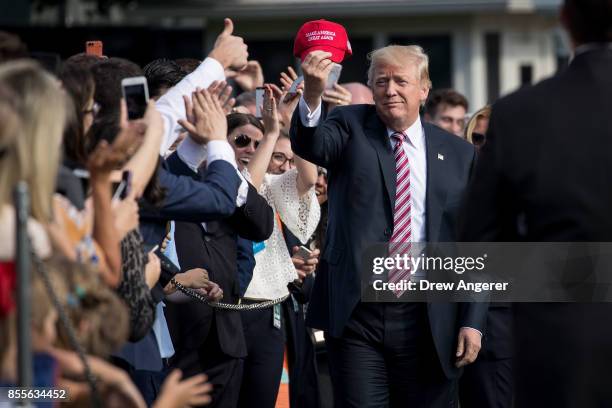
top-left (159, 56), bottom-right (248, 207)
top-left (156, 57), bottom-right (225, 155)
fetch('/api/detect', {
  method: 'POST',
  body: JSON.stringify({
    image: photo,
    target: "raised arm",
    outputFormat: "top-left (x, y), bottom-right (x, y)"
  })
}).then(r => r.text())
top-left (289, 51), bottom-right (351, 168)
top-left (247, 85), bottom-right (280, 189)
top-left (121, 100), bottom-right (164, 198)
top-left (156, 18), bottom-right (248, 154)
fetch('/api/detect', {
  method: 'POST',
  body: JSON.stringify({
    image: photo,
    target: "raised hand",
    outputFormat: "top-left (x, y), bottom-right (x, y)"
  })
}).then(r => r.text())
top-left (112, 196), bottom-right (139, 239)
top-left (261, 84), bottom-right (280, 138)
top-left (301, 50), bottom-right (334, 111)
top-left (226, 60), bottom-right (264, 92)
top-left (208, 80), bottom-right (236, 115)
top-left (208, 18), bottom-right (248, 70)
top-left (279, 66), bottom-right (300, 92)
top-left (322, 83), bottom-right (352, 110)
top-left (87, 101), bottom-right (160, 177)
top-left (178, 88), bottom-right (228, 144)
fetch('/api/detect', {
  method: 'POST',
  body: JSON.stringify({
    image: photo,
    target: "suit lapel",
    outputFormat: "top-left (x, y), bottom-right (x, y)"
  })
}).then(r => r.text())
top-left (365, 109), bottom-right (396, 214)
top-left (424, 123), bottom-right (448, 242)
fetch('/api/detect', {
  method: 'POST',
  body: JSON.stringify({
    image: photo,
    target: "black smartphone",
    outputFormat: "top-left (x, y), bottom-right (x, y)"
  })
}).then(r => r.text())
top-left (121, 76), bottom-right (149, 120)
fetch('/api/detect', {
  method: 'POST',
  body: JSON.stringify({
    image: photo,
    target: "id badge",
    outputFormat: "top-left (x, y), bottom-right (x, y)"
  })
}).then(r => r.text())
top-left (253, 241), bottom-right (266, 255)
top-left (273, 304), bottom-right (282, 329)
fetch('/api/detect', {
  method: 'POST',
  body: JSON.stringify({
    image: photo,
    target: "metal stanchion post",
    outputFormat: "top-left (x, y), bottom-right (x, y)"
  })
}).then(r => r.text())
top-left (14, 181), bottom-right (32, 404)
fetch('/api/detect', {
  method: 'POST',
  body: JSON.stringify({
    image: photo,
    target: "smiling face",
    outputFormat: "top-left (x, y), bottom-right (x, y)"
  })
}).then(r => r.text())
top-left (267, 137), bottom-right (295, 175)
top-left (315, 170), bottom-right (328, 204)
top-left (227, 124), bottom-right (264, 170)
top-left (371, 62), bottom-right (429, 131)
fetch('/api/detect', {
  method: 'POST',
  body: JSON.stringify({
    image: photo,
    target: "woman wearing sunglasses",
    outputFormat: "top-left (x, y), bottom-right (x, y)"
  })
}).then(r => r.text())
top-left (237, 85), bottom-right (320, 408)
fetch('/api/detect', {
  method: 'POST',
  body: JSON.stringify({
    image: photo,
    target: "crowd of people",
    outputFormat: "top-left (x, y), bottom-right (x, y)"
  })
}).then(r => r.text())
top-left (0, 0), bottom-right (610, 407)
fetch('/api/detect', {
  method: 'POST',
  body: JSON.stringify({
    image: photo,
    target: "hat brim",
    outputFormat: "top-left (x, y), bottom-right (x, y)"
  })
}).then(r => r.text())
top-left (300, 45), bottom-right (348, 64)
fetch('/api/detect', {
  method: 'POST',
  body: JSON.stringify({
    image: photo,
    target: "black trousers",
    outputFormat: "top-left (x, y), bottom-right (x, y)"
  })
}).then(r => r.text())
top-left (238, 305), bottom-right (286, 408)
top-left (111, 357), bottom-right (170, 407)
top-left (325, 303), bottom-right (456, 408)
top-left (459, 357), bottom-right (513, 408)
top-left (170, 318), bottom-right (244, 408)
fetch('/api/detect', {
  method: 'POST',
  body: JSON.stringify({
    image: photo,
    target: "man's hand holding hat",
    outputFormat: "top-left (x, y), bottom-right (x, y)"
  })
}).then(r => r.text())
top-left (294, 19), bottom-right (351, 111)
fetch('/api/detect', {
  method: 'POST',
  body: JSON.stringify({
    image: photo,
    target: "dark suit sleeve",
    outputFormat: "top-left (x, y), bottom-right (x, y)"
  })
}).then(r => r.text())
top-left (289, 104), bottom-right (351, 168)
top-left (227, 182), bottom-right (274, 242)
top-left (457, 131), bottom-right (495, 334)
top-left (140, 156), bottom-right (240, 223)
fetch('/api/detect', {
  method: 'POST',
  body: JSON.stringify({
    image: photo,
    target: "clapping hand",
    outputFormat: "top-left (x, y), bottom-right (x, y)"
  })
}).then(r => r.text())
top-left (178, 88), bottom-right (227, 144)
top-left (226, 60), bottom-right (264, 92)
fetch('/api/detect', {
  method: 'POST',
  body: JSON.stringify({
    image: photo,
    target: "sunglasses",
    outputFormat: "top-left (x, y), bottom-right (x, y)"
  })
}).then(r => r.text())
top-left (471, 132), bottom-right (486, 146)
top-left (234, 133), bottom-right (260, 149)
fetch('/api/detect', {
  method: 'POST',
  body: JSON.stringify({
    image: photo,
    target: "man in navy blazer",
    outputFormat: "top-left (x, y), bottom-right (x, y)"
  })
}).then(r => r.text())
top-left (114, 151), bottom-right (243, 404)
top-left (290, 46), bottom-right (487, 407)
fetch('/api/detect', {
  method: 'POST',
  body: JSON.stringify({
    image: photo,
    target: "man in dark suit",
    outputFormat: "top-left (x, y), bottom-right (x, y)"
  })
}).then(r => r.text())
top-left (459, 1), bottom-right (612, 407)
top-left (290, 46), bottom-right (488, 407)
top-left (163, 147), bottom-right (273, 408)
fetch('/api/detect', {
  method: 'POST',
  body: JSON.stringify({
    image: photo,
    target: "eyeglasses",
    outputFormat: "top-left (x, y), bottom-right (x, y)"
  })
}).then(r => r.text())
top-left (83, 102), bottom-right (100, 117)
top-left (271, 152), bottom-right (295, 167)
top-left (234, 134), bottom-right (260, 149)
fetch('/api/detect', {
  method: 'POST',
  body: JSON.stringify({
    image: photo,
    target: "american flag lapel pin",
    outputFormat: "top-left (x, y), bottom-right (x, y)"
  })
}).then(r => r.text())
top-left (437, 153), bottom-right (444, 160)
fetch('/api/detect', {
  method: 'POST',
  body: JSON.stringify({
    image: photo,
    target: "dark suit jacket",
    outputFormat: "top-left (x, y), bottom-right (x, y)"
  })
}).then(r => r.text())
top-left (139, 156), bottom-right (241, 247)
top-left (115, 155), bottom-right (241, 372)
top-left (459, 48), bottom-right (612, 406)
top-left (290, 104), bottom-right (488, 379)
top-left (163, 153), bottom-right (273, 373)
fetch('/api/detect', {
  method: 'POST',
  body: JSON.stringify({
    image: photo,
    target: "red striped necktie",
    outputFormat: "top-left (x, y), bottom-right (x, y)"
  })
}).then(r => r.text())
top-left (388, 131), bottom-right (413, 297)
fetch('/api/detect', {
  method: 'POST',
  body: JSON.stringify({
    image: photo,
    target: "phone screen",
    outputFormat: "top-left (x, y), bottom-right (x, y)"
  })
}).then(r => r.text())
top-left (124, 84), bottom-right (148, 120)
top-left (326, 64), bottom-right (343, 89)
top-left (255, 87), bottom-right (265, 119)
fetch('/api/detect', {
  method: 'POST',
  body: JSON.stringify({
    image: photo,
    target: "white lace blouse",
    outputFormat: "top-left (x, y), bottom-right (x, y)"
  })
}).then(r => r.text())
top-left (242, 168), bottom-right (320, 300)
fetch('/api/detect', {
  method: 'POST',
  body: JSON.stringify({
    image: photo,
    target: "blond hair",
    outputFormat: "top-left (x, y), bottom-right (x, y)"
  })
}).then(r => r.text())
top-left (0, 60), bottom-right (70, 222)
top-left (465, 105), bottom-right (492, 144)
top-left (49, 257), bottom-right (129, 358)
top-left (367, 45), bottom-right (433, 90)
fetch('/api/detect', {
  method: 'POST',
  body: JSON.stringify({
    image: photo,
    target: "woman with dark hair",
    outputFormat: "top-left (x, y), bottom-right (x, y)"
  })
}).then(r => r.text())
top-left (226, 112), bottom-right (265, 171)
top-left (236, 88), bottom-right (320, 408)
top-left (59, 62), bottom-right (97, 168)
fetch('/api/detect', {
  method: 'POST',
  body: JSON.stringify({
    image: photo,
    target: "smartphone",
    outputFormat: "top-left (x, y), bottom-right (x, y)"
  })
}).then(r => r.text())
top-left (112, 170), bottom-right (132, 201)
top-left (86, 41), bottom-right (103, 57)
top-left (121, 76), bottom-right (149, 120)
top-left (255, 86), bottom-right (265, 119)
top-left (287, 76), bottom-right (304, 94)
top-left (326, 63), bottom-right (343, 89)
top-left (294, 245), bottom-right (313, 260)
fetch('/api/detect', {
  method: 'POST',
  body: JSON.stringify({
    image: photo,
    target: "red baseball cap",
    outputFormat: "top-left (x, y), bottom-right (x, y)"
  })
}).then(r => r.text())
top-left (293, 19), bottom-right (352, 63)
